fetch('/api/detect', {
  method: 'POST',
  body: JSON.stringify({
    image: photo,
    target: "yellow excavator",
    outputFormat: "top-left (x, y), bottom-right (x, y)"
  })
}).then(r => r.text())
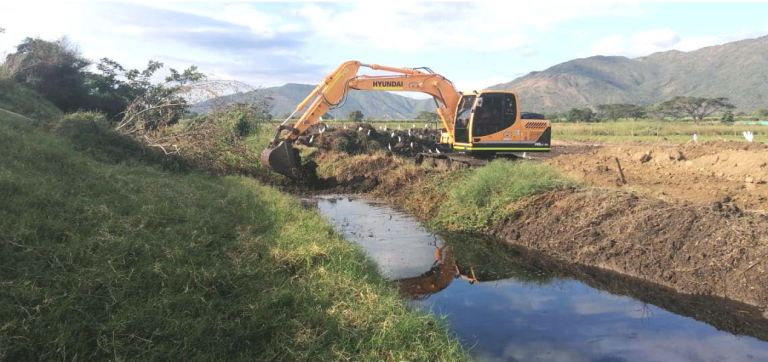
top-left (261, 60), bottom-right (551, 179)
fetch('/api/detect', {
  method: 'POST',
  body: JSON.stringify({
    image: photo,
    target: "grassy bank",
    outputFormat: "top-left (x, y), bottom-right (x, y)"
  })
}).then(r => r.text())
top-left (0, 115), bottom-right (469, 361)
top-left (0, 79), bottom-right (62, 121)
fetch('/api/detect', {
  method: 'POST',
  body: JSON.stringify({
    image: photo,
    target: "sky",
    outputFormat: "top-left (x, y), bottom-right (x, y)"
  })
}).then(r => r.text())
top-left (1, 1), bottom-right (768, 97)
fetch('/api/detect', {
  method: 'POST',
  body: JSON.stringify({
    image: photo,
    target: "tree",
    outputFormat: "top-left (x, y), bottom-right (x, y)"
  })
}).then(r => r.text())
top-left (659, 96), bottom-right (735, 123)
top-left (3, 37), bottom-right (91, 112)
top-left (348, 109), bottom-right (364, 123)
top-left (415, 110), bottom-right (439, 122)
top-left (756, 108), bottom-right (768, 119)
top-left (597, 103), bottom-right (646, 121)
top-left (116, 61), bottom-right (206, 132)
top-left (720, 110), bottom-right (735, 124)
top-left (565, 108), bottom-right (594, 123)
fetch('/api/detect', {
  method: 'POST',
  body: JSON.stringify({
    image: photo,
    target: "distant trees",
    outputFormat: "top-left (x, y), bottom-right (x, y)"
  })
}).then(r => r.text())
top-left (756, 108), bottom-right (768, 119)
top-left (565, 108), bottom-right (595, 123)
top-left (720, 110), bottom-right (735, 124)
top-left (348, 109), bottom-right (364, 122)
top-left (415, 111), bottom-right (439, 122)
top-left (658, 96), bottom-right (735, 123)
top-left (596, 103), bottom-right (647, 121)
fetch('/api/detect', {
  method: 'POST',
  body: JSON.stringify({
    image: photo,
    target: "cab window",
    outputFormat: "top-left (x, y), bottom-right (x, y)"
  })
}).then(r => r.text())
top-left (454, 95), bottom-right (475, 143)
top-left (472, 93), bottom-right (517, 138)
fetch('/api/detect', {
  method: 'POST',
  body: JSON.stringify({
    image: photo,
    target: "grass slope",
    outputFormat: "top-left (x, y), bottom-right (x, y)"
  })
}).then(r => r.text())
top-left (0, 79), bottom-right (62, 121)
top-left (0, 115), bottom-right (468, 361)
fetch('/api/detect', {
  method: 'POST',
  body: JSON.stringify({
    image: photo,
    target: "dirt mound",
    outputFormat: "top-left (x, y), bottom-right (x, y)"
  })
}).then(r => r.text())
top-left (494, 187), bottom-right (768, 309)
top-left (297, 123), bottom-right (440, 157)
top-left (678, 140), bottom-right (768, 159)
top-left (548, 141), bottom-right (768, 210)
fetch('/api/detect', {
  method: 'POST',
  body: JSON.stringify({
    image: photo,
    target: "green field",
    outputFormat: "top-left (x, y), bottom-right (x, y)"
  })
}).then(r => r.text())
top-left (551, 120), bottom-right (764, 143)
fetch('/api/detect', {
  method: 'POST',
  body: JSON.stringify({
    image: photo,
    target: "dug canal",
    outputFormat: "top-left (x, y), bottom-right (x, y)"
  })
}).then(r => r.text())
top-left (316, 196), bottom-right (768, 362)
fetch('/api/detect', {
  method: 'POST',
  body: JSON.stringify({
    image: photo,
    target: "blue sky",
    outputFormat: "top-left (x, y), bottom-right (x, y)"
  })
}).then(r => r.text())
top-left (1, 1), bottom-right (767, 96)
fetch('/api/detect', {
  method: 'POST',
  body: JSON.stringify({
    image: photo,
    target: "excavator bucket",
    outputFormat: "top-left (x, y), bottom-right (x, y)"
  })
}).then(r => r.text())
top-left (261, 141), bottom-right (302, 179)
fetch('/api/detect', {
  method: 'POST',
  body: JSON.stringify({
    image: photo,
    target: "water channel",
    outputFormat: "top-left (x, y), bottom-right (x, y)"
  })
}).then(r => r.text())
top-left (315, 196), bottom-right (768, 362)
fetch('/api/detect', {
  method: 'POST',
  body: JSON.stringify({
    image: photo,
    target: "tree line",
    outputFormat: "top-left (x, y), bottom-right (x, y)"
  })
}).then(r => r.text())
top-left (552, 97), bottom-right (768, 123)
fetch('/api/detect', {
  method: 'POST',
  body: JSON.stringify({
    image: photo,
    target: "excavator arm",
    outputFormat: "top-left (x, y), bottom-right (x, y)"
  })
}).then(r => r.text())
top-left (261, 60), bottom-right (461, 179)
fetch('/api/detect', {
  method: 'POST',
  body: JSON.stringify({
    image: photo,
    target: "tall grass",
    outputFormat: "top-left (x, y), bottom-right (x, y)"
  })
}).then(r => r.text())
top-left (435, 160), bottom-right (576, 231)
top-left (0, 115), bottom-right (469, 361)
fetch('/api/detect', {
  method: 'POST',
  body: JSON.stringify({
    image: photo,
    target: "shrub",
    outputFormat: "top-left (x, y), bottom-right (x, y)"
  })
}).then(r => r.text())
top-left (720, 110), bottom-right (735, 124)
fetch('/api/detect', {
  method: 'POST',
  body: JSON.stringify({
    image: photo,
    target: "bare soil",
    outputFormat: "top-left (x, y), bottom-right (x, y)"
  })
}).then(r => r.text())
top-left (495, 187), bottom-right (768, 311)
top-left (547, 140), bottom-right (768, 211)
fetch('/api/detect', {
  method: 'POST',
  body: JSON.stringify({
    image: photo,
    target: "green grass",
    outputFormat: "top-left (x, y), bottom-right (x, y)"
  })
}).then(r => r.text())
top-left (433, 160), bottom-right (577, 232)
top-left (0, 115), bottom-right (469, 361)
top-left (0, 79), bottom-right (62, 121)
top-left (554, 120), bottom-right (766, 143)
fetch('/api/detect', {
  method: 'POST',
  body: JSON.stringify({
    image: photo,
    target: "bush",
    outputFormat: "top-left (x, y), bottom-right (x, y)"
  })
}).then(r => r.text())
top-left (53, 111), bottom-right (191, 171)
top-left (720, 110), bottom-right (735, 124)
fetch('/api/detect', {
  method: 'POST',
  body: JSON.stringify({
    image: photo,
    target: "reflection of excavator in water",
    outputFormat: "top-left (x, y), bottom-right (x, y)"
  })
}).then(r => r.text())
top-left (396, 245), bottom-right (479, 300)
top-left (261, 61), bottom-right (552, 179)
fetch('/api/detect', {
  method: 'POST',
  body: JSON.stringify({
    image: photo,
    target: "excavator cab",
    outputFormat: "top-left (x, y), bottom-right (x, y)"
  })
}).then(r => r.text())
top-left (448, 91), bottom-right (551, 153)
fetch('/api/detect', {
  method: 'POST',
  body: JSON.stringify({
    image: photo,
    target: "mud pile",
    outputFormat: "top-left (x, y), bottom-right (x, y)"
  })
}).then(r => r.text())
top-left (548, 141), bottom-right (768, 210)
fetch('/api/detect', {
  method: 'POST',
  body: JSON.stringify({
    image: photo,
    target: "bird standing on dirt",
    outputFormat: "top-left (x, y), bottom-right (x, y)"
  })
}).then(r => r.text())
top-left (693, 134), bottom-right (698, 142)
top-left (744, 131), bottom-right (754, 142)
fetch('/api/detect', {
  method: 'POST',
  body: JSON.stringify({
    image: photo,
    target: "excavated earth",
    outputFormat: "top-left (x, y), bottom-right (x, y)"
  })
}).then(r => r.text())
top-left (548, 140), bottom-right (768, 211)
top-left (293, 126), bottom-right (768, 312)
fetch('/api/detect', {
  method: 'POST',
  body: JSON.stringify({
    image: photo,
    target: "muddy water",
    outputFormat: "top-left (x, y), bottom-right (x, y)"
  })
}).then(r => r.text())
top-left (316, 196), bottom-right (768, 362)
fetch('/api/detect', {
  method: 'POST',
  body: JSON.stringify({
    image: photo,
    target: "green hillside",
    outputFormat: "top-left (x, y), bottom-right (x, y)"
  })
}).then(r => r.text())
top-left (0, 79), bottom-right (62, 120)
top-left (0, 114), bottom-right (467, 361)
top-left (490, 35), bottom-right (768, 113)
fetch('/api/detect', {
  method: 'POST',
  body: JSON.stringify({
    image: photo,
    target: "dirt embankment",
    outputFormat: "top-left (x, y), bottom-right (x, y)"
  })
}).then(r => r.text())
top-left (298, 128), bottom-right (768, 311)
top-left (548, 141), bottom-right (768, 211)
top-left (496, 187), bottom-right (768, 310)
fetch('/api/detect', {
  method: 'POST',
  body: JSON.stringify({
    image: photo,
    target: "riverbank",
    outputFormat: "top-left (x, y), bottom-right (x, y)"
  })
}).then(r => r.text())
top-left (305, 135), bottom-right (768, 311)
top-left (0, 115), bottom-right (469, 361)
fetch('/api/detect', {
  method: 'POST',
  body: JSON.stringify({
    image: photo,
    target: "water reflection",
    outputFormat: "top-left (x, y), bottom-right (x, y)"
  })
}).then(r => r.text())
top-left (316, 196), bottom-right (768, 362)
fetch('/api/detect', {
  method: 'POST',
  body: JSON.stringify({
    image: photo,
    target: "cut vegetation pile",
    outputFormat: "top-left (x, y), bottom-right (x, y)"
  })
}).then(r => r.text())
top-left (0, 114), bottom-right (469, 361)
top-left (298, 123), bottom-right (441, 157)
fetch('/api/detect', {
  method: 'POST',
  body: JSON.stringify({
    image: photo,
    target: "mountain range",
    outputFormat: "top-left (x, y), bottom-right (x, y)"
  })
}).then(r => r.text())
top-left (490, 35), bottom-right (768, 113)
top-left (219, 35), bottom-right (768, 117)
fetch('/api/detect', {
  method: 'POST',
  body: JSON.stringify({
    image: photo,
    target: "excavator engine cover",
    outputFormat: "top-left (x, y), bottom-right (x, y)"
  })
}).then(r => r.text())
top-left (261, 141), bottom-right (302, 179)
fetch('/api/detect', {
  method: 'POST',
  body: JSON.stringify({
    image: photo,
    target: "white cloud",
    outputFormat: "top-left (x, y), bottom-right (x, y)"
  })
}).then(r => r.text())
top-left (294, 2), bottom-right (641, 53)
top-left (591, 27), bottom-right (768, 57)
